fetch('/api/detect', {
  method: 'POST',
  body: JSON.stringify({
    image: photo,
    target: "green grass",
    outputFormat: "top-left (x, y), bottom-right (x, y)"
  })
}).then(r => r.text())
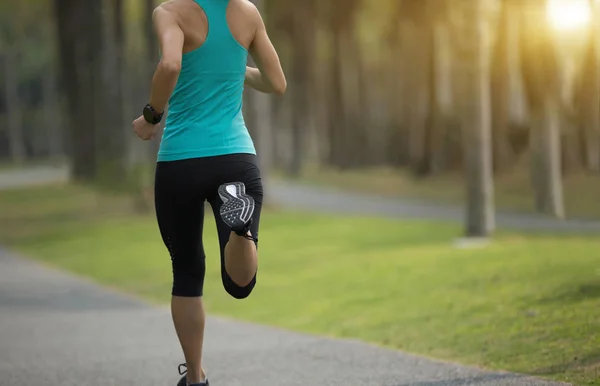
top-left (274, 165), bottom-right (600, 220)
top-left (1, 183), bottom-right (599, 385)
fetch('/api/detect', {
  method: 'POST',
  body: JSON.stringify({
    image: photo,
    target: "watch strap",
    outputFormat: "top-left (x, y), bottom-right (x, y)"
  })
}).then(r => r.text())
top-left (143, 104), bottom-right (164, 125)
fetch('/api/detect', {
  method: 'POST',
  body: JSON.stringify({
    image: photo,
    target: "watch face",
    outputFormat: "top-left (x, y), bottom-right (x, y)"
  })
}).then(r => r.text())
top-left (143, 105), bottom-right (158, 124)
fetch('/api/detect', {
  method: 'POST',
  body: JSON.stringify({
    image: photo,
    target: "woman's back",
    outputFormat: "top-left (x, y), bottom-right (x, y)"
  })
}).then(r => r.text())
top-left (157, 0), bottom-right (258, 162)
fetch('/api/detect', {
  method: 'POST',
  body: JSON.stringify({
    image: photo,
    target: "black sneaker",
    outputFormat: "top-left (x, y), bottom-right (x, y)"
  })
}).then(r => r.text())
top-left (177, 364), bottom-right (209, 386)
top-left (218, 182), bottom-right (255, 240)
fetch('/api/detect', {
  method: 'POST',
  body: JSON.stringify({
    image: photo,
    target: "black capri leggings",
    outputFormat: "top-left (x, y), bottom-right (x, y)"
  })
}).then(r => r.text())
top-left (154, 153), bottom-right (263, 299)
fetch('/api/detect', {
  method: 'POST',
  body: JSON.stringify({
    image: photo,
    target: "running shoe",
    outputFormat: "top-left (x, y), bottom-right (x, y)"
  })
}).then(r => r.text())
top-left (218, 182), bottom-right (255, 239)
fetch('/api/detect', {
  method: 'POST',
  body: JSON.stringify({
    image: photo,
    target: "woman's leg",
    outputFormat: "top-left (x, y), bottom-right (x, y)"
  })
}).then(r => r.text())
top-left (155, 160), bottom-right (208, 385)
top-left (208, 155), bottom-right (263, 299)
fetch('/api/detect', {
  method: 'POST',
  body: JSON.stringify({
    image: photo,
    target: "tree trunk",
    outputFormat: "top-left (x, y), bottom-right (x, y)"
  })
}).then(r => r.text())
top-left (95, 0), bottom-right (127, 185)
top-left (530, 97), bottom-right (565, 217)
top-left (404, 23), bottom-right (431, 176)
top-left (428, 21), bottom-right (451, 174)
top-left (577, 3), bottom-right (600, 172)
top-left (518, 0), bottom-right (564, 218)
top-left (339, 29), bottom-right (367, 169)
top-left (53, 0), bottom-right (100, 181)
top-left (386, 22), bottom-right (411, 167)
top-left (288, 0), bottom-right (315, 177)
top-left (313, 50), bottom-right (331, 165)
top-left (3, 51), bottom-right (26, 165)
top-left (465, 19), bottom-right (495, 237)
top-left (355, 45), bottom-right (371, 166)
top-left (592, 0), bottom-right (600, 172)
top-left (490, 0), bottom-right (515, 172)
top-left (561, 121), bottom-right (581, 174)
top-left (507, 8), bottom-right (528, 129)
top-left (42, 65), bottom-right (63, 158)
top-left (451, 0), bottom-right (496, 237)
top-left (327, 22), bottom-right (346, 168)
top-left (324, 0), bottom-right (360, 169)
top-left (111, 0), bottom-right (127, 180)
top-left (88, 0), bottom-right (106, 178)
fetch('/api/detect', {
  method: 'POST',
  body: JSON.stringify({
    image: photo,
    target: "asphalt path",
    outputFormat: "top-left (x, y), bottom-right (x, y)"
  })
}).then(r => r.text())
top-left (0, 250), bottom-right (568, 386)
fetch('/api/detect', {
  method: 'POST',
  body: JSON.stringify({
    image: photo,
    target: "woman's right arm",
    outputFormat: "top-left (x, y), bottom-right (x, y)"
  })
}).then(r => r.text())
top-left (245, 5), bottom-right (287, 95)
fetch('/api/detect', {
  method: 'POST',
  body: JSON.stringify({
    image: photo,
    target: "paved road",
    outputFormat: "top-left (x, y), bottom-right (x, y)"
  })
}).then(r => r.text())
top-left (0, 249), bottom-right (567, 386)
top-left (0, 165), bottom-right (69, 190)
top-left (268, 183), bottom-right (600, 234)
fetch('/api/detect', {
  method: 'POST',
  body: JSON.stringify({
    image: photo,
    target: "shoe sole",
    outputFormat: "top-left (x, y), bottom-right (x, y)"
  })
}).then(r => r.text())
top-left (218, 182), bottom-right (255, 233)
top-left (178, 376), bottom-right (209, 386)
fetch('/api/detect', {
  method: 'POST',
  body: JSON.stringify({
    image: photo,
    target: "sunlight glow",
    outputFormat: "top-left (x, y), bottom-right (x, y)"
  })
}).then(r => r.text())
top-left (547, 0), bottom-right (592, 31)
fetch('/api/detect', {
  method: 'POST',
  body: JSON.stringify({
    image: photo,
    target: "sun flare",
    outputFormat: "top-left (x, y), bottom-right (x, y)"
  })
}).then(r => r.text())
top-left (547, 0), bottom-right (592, 31)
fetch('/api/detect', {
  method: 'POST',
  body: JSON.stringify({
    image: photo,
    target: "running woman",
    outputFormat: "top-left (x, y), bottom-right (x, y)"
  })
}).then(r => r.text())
top-left (132, 1), bottom-right (286, 385)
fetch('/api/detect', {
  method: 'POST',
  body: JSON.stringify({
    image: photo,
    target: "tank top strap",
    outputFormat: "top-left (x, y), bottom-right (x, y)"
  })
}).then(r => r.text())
top-left (193, 0), bottom-right (231, 39)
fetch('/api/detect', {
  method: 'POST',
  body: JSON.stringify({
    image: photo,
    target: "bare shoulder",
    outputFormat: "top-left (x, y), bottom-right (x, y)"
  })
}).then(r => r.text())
top-left (232, 0), bottom-right (258, 12)
top-left (153, 2), bottom-right (176, 23)
top-left (230, 0), bottom-right (261, 22)
top-left (152, 0), bottom-right (189, 23)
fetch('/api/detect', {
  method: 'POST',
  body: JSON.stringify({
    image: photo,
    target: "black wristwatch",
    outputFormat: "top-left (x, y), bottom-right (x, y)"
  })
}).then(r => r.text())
top-left (143, 104), bottom-right (164, 125)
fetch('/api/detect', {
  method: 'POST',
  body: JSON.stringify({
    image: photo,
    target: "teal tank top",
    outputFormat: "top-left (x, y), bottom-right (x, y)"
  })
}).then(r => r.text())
top-left (157, 0), bottom-right (256, 162)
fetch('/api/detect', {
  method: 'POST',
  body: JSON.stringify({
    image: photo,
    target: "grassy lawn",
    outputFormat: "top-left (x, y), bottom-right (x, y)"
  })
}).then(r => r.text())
top-left (1, 183), bottom-right (599, 385)
top-left (274, 165), bottom-right (600, 221)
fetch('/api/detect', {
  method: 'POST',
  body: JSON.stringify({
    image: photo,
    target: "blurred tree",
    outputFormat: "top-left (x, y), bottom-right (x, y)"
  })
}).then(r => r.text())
top-left (490, 0), bottom-right (516, 172)
top-left (398, 0), bottom-right (435, 176)
top-left (421, 0), bottom-right (454, 176)
top-left (2, 51), bottom-right (26, 164)
top-left (340, 4), bottom-right (369, 169)
top-left (594, 0), bottom-right (600, 172)
top-left (53, 0), bottom-right (103, 182)
top-left (145, 0), bottom-right (158, 63)
top-left (42, 59), bottom-right (63, 159)
top-left (264, 0), bottom-right (292, 168)
top-left (384, 0), bottom-right (410, 167)
top-left (287, 0), bottom-right (316, 177)
top-left (325, 0), bottom-right (362, 169)
top-left (112, 0), bottom-right (128, 179)
top-left (95, 0), bottom-right (128, 185)
top-left (0, 1), bottom-right (48, 164)
top-left (427, 7), bottom-right (454, 175)
top-left (450, 0), bottom-right (496, 237)
top-left (573, 0), bottom-right (600, 172)
top-left (385, 0), bottom-right (451, 176)
top-left (519, 0), bottom-right (565, 218)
